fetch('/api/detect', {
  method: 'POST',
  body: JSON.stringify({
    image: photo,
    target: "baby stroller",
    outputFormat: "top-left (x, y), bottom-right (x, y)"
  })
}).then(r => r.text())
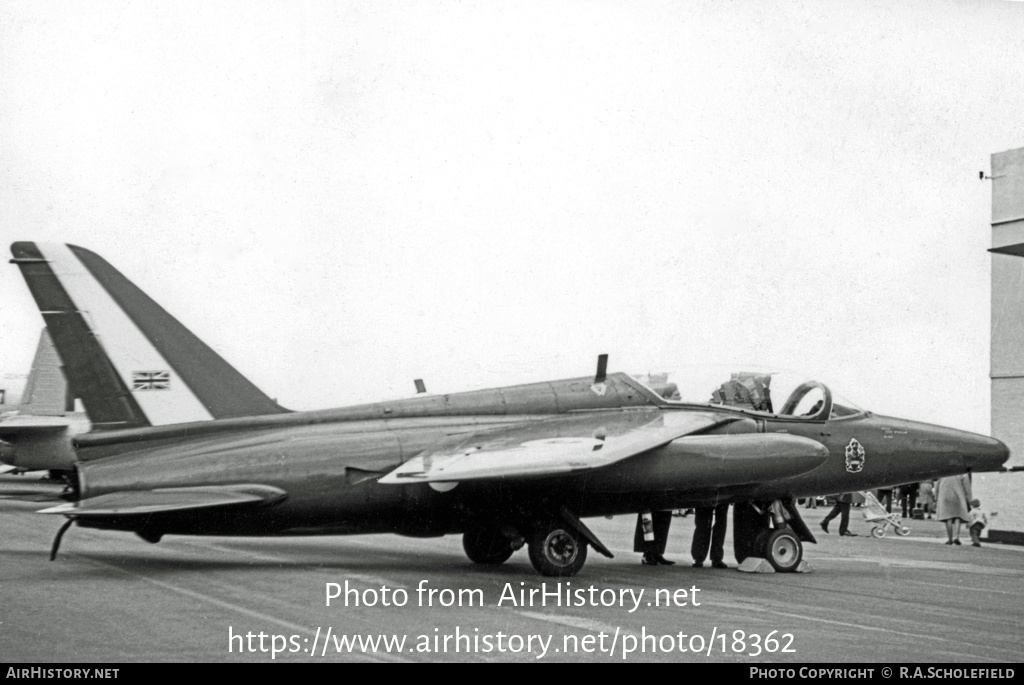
top-left (860, 491), bottom-right (911, 538)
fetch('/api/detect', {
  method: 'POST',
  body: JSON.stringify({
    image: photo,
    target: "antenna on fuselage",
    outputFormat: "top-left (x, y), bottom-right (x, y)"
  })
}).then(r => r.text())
top-left (414, 379), bottom-right (427, 394)
top-left (594, 354), bottom-right (608, 384)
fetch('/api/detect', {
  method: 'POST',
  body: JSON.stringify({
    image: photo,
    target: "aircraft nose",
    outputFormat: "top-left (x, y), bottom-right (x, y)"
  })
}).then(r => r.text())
top-left (966, 434), bottom-right (1010, 472)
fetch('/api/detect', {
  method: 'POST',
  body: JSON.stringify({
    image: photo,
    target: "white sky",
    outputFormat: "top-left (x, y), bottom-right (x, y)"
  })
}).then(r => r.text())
top-left (1, 0), bottom-right (1023, 434)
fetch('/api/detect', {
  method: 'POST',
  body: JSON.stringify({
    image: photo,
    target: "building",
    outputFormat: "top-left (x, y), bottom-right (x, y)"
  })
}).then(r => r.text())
top-left (987, 146), bottom-right (1024, 541)
top-left (990, 147), bottom-right (1024, 466)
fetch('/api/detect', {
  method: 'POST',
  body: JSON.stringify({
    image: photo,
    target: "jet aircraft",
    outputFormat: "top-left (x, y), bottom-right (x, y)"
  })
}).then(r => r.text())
top-left (0, 328), bottom-right (89, 478)
top-left (9, 242), bottom-right (1010, 575)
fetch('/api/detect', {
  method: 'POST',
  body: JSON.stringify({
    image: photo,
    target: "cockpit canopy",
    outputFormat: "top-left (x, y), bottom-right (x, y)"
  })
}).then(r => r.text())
top-left (632, 368), bottom-right (865, 420)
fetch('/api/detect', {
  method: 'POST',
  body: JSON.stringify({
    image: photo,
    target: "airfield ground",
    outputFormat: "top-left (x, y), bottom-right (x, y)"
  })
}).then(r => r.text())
top-left (1, 475), bottom-right (1020, 663)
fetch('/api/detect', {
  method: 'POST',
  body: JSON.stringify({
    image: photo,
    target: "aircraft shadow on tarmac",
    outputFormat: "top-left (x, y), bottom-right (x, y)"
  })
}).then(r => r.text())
top-left (2, 542), bottom-right (548, 579)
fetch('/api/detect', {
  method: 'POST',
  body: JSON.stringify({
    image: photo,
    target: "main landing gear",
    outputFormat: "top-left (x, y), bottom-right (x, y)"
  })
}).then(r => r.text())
top-left (527, 521), bottom-right (588, 576)
top-left (461, 507), bottom-right (614, 576)
top-left (462, 524), bottom-right (519, 565)
top-left (733, 498), bottom-right (815, 572)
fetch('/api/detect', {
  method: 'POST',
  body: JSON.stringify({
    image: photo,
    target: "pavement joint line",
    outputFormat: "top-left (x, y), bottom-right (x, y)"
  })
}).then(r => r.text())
top-left (516, 610), bottom-right (637, 637)
top-left (170, 538), bottom-right (410, 590)
top-left (759, 607), bottom-right (1017, 662)
top-left (70, 553), bottom-right (410, 663)
top-left (911, 579), bottom-right (1024, 597)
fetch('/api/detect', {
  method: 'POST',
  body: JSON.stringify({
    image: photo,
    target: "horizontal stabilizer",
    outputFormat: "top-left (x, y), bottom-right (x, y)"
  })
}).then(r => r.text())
top-left (0, 415), bottom-right (75, 437)
top-left (38, 484), bottom-right (286, 516)
top-left (379, 410), bottom-right (735, 484)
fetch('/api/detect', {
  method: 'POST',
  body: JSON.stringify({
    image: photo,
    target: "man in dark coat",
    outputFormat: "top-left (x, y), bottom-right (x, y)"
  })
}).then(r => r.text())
top-left (820, 492), bottom-right (857, 536)
top-left (691, 502), bottom-right (730, 568)
top-left (634, 511), bottom-right (674, 565)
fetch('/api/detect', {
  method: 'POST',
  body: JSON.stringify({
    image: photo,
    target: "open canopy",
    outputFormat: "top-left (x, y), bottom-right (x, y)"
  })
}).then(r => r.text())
top-left (632, 368), bottom-right (865, 421)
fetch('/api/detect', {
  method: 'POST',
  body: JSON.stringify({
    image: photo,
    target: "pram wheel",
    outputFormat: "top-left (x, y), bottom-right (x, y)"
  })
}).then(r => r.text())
top-left (871, 526), bottom-right (886, 538)
top-left (895, 525), bottom-right (911, 536)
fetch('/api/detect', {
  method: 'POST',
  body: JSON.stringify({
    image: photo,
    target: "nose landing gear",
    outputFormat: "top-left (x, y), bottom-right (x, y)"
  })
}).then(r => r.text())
top-left (758, 527), bottom-right (803, 572)
top-left (734, 498), bottom-right (814, 573)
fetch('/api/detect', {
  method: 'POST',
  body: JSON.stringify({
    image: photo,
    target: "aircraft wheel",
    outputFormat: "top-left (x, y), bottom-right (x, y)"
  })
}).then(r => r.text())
top-left (527, 521), bottom-right (587, 577)
top-left (895, 525), bottom-right (911, 536)
top-left (871, 526), bottom-right (885, 538)
top-left (763, 528), bottom-right (803, 573)
top-left (463, 525), bottom-right (515, 565)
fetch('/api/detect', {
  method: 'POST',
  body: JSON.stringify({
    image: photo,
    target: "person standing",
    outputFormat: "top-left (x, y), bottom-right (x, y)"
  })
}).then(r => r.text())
top-left (967, 499), bottom-right (988, 547)
top-left (918, 480), bottom-right (935, 519)
top-left (936, 473), bottom-right (972, 545)
top-left (820, 492), bottom-right (857, 536)
top-left (691, 502), bottom-right (730, 568)
top-left (877, 488), bottom-right (894, 513)
top-left (899, 482), bottom-right (919, 518)
top-left (634, 511), bottom-right (675, 565)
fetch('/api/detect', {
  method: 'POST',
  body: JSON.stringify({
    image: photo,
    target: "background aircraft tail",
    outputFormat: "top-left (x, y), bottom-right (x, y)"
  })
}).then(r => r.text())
top-left (10, 242), bottom-right (289, 429)
top-left (18, 328), bottom-right (73, 416)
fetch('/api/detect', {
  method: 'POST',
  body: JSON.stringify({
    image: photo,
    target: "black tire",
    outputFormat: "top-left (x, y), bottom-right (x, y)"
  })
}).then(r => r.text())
top-left (527, 521), bottom-right (588, 577)
top-left (462, 525), bottom-right (515, 565)
top-left (764, 527), bottom-right (803, 573)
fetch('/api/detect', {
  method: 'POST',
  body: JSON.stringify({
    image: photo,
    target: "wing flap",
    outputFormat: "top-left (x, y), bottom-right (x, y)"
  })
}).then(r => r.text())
top-left (38, 484), bottom-right (286, 516)
top-left (379, 410), bottom-right (735, 484)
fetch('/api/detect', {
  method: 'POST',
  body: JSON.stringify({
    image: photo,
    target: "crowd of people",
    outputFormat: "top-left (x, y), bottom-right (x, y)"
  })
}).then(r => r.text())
top-left (809, 476), bottom-right (991, 546)
top-left (634, 475), bottom-right (992, 567)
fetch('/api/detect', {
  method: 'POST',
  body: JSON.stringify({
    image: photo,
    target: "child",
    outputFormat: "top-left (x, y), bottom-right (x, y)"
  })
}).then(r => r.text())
top-left (967, 499), bottom-right (993, 547)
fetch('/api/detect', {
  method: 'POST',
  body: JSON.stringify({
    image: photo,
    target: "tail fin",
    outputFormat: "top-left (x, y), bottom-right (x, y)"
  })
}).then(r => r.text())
top-left (19, 328), bottom-right (72, 416)
top-left (10, 242), bottom-right (289, 429)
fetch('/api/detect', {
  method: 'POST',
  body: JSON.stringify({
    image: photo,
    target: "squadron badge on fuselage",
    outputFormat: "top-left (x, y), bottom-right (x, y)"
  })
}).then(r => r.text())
top-left (845, 438), bottom-right (865, 473)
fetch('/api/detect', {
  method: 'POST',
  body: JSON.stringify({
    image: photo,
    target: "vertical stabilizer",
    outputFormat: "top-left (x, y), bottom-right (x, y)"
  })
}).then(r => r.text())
top-left (10, 242), bottom-right (289, 429)
top-left (19, 328), bottom-right (71, 416)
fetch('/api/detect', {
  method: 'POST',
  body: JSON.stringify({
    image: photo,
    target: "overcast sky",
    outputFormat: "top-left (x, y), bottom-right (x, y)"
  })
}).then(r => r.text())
top-left (2, 0), bottom-right (1023, 434)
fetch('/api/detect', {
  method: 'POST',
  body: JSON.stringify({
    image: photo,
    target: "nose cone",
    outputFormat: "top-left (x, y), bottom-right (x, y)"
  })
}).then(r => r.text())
top-left (964, 434), bottom-right (1010, 473)
top-left (923, 422), bottom-right (1010, 472)
top-left (877, 416), bottom-right (1011, 479)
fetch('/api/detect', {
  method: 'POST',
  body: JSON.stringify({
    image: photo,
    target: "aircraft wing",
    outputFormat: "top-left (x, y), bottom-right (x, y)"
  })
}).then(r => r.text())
top-left (379, 409), bottom-right (737, 484)
top-left (38, 484), bottom-right (286, 516)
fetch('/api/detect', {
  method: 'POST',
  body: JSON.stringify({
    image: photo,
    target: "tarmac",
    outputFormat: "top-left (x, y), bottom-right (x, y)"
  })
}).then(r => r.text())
top-left (1, 474), bottom-right (1022, 663)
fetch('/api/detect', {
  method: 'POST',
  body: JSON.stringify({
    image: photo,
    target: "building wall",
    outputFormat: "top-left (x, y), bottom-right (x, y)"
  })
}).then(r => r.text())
top-left (991, 146), bottom-right (1024, 467)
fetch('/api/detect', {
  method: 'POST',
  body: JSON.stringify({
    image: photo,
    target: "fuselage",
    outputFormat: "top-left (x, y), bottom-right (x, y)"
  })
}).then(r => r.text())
top-left (68, 372), bottom-right (1009, 539)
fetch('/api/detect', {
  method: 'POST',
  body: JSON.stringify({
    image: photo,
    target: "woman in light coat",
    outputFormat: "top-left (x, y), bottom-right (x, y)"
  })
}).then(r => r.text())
top-left (935, 474), bottom-right (972, 545)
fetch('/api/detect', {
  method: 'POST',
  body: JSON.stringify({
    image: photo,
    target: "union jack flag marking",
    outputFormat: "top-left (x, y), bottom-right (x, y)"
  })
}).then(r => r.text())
top-left (133, 371), bottom-right (170, 391)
